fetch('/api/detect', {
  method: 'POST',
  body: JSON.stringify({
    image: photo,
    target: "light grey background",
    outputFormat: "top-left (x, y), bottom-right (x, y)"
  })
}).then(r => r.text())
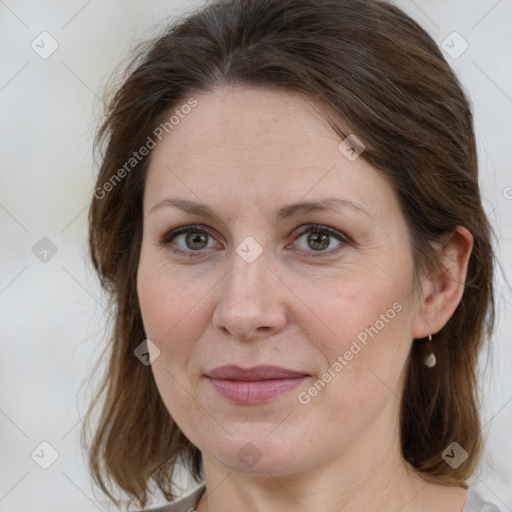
top-left (1, 0), bottom-right (511, 510)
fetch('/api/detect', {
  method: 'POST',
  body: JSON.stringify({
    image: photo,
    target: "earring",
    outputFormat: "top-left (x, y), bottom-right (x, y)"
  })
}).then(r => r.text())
top-left (423, 334), bottom-right (436, 368)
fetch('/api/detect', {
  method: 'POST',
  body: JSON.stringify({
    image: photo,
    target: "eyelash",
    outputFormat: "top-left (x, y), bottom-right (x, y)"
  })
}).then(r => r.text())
top-left (160, 224), bottom-right (349, 258)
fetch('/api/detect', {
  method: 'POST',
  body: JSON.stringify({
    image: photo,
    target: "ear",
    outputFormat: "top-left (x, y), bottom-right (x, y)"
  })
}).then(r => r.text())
top-left (412, 225), bottom-right (474, 339)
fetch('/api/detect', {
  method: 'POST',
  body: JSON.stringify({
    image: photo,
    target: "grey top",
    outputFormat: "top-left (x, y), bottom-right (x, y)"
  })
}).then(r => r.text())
top-left (463, 487), bottom-right (505, 512)
top-left (144, 483), bottom-right (504, 511)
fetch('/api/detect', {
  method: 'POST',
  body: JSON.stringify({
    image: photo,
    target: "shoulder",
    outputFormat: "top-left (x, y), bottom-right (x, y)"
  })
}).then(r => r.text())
top-left (463, 486), bottom-right (504, 512)
top-left (139, 484), bottom-right (206, 512)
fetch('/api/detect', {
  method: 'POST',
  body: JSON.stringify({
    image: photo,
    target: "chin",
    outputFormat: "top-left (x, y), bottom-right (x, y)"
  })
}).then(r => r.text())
top-left (199, 422), bottom-right (315, 476)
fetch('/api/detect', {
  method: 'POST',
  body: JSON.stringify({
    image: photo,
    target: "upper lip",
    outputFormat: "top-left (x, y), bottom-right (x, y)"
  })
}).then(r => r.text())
top-left (206, 365), bottom-right (308, 381)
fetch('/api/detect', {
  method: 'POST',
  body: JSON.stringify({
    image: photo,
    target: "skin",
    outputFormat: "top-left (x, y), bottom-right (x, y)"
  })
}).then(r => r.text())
top-left (137, 85), bottom-right (473, 512)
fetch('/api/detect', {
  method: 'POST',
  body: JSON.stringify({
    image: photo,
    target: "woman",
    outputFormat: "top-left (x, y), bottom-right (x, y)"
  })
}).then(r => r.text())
top-left (83, 0), bottom-right (504, 510)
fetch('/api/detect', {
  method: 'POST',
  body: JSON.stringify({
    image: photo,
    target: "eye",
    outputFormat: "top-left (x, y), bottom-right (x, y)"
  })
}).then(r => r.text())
top-left (290, 224), bottom-right (348, 257)
top-left (161, 223), bottom-right (349, 258)
top-left (161, 224), bottom-right (220, 256)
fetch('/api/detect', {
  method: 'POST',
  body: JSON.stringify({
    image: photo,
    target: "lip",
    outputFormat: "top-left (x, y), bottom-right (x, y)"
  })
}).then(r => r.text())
top-left (207, 365), bottom-right (308, 381)
top-left (206, 365), bottom-right (309, 404)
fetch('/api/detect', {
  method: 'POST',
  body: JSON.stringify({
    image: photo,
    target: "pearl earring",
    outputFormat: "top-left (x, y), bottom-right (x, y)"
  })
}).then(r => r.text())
top-left (423, 334), bottom-right (436, 368)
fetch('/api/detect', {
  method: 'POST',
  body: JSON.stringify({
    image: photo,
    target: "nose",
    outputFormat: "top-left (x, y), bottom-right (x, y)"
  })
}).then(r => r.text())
top-left (212, 249), bottom-right (287, 341)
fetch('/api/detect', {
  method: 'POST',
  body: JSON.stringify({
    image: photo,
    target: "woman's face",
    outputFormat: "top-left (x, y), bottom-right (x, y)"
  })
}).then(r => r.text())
top-left (137, 86), bottom-right (424, 476)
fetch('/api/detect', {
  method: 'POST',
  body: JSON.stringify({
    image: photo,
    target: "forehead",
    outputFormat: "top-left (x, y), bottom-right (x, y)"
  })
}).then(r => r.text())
top-left (144, 86), bottom-right (397, 222)
top-left (156, 86), bottom-right (336, 162)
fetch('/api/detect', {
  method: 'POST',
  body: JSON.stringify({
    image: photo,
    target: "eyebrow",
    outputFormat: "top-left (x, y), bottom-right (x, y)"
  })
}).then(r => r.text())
top-left (149, 196), bottom-right (371, 222)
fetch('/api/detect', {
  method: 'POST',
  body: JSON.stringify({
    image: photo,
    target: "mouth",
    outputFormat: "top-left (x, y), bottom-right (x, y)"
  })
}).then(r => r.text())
top-left (205, 365), bottom-right (309, 404)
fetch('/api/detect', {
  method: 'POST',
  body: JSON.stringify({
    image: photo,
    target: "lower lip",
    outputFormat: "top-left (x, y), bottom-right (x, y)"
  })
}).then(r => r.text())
top-left (207, 376), bottom-right (308, 404)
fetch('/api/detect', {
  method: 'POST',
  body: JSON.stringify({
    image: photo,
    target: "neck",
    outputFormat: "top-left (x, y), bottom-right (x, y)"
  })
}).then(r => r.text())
top-left (196, 414), bottom-right (438, 512)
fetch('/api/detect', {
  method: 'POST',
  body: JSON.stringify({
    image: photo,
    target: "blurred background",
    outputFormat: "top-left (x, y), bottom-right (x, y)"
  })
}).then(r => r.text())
top-left (1, 0), bottom-right (511, 510)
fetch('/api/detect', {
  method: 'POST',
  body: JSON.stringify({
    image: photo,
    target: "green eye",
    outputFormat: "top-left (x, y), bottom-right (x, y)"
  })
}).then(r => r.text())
top-left (162, 225), bottom-right (216, 255)
top-left (291, 224), bottom-right (348, 256)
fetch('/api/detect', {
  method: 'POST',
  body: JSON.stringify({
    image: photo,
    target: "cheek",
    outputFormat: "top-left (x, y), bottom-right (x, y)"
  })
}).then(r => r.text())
top-left (136, 256), bottom-right (223, 410)
top-left (137, 259), bottom-right (214, 434)
top-left (137, 256), bottom-right (209, 343)
top-left (289, 267), bottom-right (414, 389)
top-left (291, 277), bottom-right (413, 444)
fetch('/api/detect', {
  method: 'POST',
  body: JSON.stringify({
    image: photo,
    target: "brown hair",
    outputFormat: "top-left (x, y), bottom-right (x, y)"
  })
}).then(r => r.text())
top-left (83, 0), bottom-right (496, 509)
